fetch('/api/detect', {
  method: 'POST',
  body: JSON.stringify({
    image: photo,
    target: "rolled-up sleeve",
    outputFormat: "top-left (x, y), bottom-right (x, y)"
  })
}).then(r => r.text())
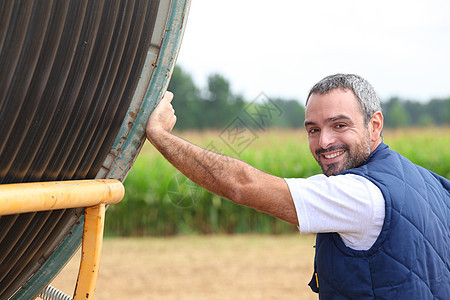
top-left (284, 174), bottom-right (385, 251)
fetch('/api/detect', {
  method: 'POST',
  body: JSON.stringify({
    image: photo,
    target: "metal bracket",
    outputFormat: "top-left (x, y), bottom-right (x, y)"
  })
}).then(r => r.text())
top-left (0, 179), bottom-right (124, 300)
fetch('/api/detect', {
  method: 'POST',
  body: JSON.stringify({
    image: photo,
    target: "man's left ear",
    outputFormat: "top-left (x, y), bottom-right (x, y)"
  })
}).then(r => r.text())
top-left (370, 111), bottom-right (383, 141)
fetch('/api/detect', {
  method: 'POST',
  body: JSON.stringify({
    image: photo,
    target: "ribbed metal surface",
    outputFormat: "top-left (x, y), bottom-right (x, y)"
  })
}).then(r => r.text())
top-left (0, 1), bottom-right (161, 298)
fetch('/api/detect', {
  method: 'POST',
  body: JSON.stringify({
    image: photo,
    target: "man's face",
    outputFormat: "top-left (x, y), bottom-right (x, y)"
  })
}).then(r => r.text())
top-left (305, 89), bottom-right (373, 176)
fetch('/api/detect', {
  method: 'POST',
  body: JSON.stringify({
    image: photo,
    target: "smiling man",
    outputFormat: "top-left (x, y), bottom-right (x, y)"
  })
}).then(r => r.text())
top-left (146, 74), bottom-right (449, 299)
top-left (304, 87), bottom-right (381, 176)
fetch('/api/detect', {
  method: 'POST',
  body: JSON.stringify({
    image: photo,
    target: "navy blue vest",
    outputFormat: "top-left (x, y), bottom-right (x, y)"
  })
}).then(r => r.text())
top-left (309, 143), bottom-right (449, 299)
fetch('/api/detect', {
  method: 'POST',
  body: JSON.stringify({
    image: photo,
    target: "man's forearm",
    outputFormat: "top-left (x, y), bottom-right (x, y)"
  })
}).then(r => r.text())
top-left (147, 127), bottom-right (257, 205)
top-left (145, 92), bottom-right (298, 225)
top-left (147, 127), bottom-right (299, 226)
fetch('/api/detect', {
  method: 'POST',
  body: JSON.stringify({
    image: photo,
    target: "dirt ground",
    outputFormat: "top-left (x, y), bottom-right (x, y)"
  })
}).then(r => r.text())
top-left (46, 235), bottom-right (318, 300)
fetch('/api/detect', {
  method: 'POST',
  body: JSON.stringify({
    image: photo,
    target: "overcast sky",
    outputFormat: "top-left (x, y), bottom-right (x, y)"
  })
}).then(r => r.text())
top-left (176, 0), bottom-right (450, 104)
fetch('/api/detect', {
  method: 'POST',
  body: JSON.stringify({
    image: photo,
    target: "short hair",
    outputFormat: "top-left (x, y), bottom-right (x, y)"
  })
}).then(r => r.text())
top-left (306, 74), bottom-right (382, 125)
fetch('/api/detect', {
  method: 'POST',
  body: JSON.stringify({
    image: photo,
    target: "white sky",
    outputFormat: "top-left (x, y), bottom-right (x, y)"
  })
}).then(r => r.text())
top-left (176, 0), bottom-right (450, 104)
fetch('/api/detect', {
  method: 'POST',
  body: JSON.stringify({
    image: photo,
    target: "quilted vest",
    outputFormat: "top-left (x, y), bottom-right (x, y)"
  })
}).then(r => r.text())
top-left (308, 143), bottom-right (450, 299)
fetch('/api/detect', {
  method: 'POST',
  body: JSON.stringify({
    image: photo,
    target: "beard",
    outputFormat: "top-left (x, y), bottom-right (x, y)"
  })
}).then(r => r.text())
top-left (315, 131), bottom-right (372, 176)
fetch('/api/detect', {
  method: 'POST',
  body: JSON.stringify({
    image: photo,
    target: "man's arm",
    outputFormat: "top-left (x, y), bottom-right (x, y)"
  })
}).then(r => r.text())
top-left (146, 92), bottom-right (299, 225)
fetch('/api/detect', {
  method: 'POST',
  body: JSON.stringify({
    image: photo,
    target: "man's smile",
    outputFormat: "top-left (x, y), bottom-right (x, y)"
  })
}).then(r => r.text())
top-left (315, 145), bottom-right (349, 165)
top-left (322, 150), bottom-right (345, 160)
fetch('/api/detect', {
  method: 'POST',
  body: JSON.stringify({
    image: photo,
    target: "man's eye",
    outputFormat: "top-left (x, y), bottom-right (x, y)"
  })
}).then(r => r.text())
top-left (308, 128), bottom-right (319, 134)
top-left (335, 124), bottom-right (347, 129)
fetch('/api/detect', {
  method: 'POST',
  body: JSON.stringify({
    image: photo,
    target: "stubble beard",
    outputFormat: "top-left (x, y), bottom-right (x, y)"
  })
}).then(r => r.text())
top-left (316, 131), bottom-right (372, 176)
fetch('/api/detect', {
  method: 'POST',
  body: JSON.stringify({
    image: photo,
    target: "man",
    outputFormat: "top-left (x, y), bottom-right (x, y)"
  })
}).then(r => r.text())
top-left (146, 74), bottom-right (449, 299)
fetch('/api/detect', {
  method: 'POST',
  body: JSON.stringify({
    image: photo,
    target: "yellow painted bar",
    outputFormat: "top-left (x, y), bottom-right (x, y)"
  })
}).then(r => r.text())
top-left (0, 179), bottom-right (124, 215)
top-left (73, 204), bottom-right (106, 300)
top-left (0, 179), bottom-right (124, 298)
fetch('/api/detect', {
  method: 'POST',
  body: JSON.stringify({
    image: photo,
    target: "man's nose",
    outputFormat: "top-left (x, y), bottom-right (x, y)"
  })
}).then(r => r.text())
top-left (319, 129), bottom-right (336, 149)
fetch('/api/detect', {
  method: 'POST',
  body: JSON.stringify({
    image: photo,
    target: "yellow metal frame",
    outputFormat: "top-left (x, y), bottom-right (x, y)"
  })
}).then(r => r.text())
top-left (0, 179), bottom-right (125, 300)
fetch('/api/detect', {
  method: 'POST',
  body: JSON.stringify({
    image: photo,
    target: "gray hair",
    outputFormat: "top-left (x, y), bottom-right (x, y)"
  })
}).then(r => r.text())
top-left (306, 74), bottom-right (382, 125)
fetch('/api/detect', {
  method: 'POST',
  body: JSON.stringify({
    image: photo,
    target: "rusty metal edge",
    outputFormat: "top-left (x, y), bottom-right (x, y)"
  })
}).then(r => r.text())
top-left (11, 0), bottom-right (191, 298)
top-left (98, 0), bottom-right (191, 182)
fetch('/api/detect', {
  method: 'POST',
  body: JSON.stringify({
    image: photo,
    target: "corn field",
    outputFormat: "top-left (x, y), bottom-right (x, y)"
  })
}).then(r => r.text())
top-left (105, 127), bottom-right (450, 236)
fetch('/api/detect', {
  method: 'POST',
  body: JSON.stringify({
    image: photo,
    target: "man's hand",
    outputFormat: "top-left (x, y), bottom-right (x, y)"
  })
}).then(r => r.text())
top-left (146, 91), bottom-right (177, 145)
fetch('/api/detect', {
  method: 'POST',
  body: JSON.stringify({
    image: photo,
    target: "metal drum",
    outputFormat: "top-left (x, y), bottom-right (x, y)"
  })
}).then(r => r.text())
top-left (0, 1), bottom-right (190, 298)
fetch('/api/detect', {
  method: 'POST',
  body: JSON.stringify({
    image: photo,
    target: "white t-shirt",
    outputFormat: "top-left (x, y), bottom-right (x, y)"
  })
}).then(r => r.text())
top-left (284, 174), bottom-right (385, 251)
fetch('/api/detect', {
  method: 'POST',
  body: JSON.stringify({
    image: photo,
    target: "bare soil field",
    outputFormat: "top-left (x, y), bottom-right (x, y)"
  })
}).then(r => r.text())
top-left (46, 234), bottom-right (318, 299)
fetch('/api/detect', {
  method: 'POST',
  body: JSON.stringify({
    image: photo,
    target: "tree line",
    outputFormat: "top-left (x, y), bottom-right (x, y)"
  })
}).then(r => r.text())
top-left (168, 66), bottom-right (449, 130)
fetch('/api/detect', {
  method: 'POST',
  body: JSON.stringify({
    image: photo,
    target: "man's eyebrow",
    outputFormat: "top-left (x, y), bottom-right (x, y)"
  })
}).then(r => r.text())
top-left (304, 120), bottom-right (316, 127)
top-left (304, 115), bottom-right (353, 127)
top-left (326, 115), bottom-right (353, 123)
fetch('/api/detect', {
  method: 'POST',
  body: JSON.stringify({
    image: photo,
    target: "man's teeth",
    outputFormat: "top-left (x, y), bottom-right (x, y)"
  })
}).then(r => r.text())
top-left (324, 150), bottom-right (344, 159)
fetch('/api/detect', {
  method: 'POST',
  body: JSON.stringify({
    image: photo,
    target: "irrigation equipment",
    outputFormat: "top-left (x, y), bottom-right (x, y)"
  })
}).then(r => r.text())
top-left (0, 1), bottom-right (190, 298)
